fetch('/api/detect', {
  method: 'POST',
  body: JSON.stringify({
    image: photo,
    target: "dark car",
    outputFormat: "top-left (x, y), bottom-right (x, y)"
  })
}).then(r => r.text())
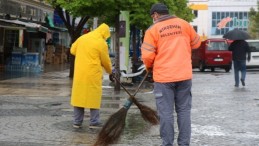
top-left (192, 38), bottom-right (232, 72)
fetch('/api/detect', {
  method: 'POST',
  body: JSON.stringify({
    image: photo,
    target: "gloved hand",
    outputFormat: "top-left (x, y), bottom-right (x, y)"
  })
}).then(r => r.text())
top-left (123, 99), bottom-right (133, 110)
top-left (146, 67), bottom-right (152, 72)
top-left (109, 73), bottom-right (115, 82)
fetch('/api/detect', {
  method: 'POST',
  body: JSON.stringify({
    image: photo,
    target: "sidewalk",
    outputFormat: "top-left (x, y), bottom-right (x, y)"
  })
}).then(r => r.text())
top-left (0, 66), bottom-right (157, 146)
top-left (0, 68), bottom-right (259, 146)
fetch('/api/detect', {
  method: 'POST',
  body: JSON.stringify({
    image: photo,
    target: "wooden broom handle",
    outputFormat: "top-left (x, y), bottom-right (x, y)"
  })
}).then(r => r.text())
top-left (112, 71), bottom-right (149, 97)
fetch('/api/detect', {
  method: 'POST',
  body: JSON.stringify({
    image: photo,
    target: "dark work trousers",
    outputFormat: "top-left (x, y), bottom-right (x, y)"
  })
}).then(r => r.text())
top-left (73, 107), bottom-right (100, 125)
top-left (154, 79), bottom-right (192, 146)
top-left (233, 60), bottom-right (246, 86)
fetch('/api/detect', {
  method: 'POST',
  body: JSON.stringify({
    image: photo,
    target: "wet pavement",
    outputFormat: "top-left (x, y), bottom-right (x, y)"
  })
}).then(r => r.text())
top-left (0, 66), bottom-right (259, 146)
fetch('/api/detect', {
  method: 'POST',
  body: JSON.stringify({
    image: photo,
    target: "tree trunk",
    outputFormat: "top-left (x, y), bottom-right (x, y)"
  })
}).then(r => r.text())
top-left (69, 55), bottom-right (75, 78)
top-left (114, 14), bottom-right (121, 91)
top-left (54, 7), bottom-right (89, 78)
top-left (68, 36), bottom-right (78, 78)
top-left (131, 25), bottom-right (137, 82)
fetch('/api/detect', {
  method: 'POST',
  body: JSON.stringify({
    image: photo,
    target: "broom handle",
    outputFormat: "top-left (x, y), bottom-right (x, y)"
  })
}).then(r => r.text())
top-left (113, 71), bottom-right (149, 97)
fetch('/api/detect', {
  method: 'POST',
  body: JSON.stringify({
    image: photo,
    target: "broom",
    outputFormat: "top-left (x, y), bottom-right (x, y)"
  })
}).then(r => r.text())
top-left (93, 71), bottom-right (159, 146)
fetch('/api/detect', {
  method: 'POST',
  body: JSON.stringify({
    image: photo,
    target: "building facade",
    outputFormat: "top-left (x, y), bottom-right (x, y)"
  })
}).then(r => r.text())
top-left (0, 0), bottom-right (53, 23)
top-left (188, 0), bottom-right (258, 39)
top-left (0, 0), bottom-right (69, 72)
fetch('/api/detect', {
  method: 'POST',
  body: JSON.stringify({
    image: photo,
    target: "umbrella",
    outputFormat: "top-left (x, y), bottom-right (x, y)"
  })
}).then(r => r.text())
top-left (223, 28), bottom-right (250, 40)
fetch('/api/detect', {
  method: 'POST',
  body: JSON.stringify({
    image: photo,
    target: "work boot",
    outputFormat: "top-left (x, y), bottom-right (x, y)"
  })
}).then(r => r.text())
top-left (73, 123), bottom-right (82, 129)
top-left (89, 122), bottom-right (103, 129)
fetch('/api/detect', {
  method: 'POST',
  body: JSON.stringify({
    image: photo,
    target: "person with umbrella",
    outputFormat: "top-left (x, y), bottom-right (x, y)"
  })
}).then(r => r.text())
top-left (223, 28), bottom-right (251, 87)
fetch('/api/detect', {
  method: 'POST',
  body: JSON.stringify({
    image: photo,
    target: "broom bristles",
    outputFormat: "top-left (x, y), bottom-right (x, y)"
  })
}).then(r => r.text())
top-left (131, 98), bottom-right (159, 125)
top-left (93, 107), bottom-right (128, 146)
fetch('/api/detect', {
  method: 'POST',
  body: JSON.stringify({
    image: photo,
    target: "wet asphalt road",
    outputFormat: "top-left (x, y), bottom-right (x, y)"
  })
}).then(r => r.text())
top-left (0, 67), bottom-right (259, 146)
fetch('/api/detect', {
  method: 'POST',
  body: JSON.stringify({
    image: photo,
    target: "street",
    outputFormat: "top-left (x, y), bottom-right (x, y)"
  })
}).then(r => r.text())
top-left (0, 68), bottom-right (259, 146)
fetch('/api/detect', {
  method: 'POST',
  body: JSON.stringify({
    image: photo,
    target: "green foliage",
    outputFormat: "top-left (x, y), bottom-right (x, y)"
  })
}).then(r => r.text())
top-left (46, 0), bottom-right (194, 30)
top-left (248, 2), bottom-right (259, 39)
top-left (130, 0), bottom-right (194, 30)
top-left (163, 0), bottom-right (194, 22)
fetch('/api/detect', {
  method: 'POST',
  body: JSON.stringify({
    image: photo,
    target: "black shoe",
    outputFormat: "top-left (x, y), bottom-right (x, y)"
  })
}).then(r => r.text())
top-left (234, 84), bottom-right (239, 87)
top-left (240, 79), bottom-right (245, 86)
top-left (73, 123), bottom-right (82, 129)
top-left (89, 122), bottom-right (103, 129)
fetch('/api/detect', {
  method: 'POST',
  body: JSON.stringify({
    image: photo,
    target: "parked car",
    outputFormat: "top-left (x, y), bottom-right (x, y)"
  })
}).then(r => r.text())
top-left (192, 38), bottom-right (232, 72)
top-left (246, 40), bottom-right (259, 68)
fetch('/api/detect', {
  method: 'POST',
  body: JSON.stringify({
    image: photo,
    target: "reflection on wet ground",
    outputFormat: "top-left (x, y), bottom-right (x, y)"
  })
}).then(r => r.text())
top-left (0, 71), bottom-right (40, 81)
top-left (1, 67), bottom-right (259, 145)
top-left (0, 64), bottom-right (69, 81)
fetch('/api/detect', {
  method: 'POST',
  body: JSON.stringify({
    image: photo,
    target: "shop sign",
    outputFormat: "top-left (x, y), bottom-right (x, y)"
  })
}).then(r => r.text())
top-left (217, 17), bottom-right (232, 29)
top-left (217, 17), bottom-right (249, 29)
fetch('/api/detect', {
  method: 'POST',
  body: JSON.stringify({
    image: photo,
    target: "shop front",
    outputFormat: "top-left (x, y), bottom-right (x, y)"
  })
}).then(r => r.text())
top-left (0, 19), bottom-right (48, 73)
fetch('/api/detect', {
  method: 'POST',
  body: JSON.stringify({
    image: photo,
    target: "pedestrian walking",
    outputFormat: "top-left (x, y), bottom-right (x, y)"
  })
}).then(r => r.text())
top-left (140, 3), bottom-right (201, 146)
top-left (70, 23), bottom-right (112, 129)
top-left (228, 40), bottom-right (251, 87)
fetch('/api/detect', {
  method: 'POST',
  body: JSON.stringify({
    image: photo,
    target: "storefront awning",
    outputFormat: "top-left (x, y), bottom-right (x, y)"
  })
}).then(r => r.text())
top-left (0, 19), bottom-right (48, 33)
top-left (44, 16), bottom-right (67, 32)
top-left (0, 19), bottom-right (25, 30)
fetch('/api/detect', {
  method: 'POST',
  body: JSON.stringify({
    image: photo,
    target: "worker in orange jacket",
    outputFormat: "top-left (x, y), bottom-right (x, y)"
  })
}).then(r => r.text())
top-left (141, 3), bottom-right (201, 146)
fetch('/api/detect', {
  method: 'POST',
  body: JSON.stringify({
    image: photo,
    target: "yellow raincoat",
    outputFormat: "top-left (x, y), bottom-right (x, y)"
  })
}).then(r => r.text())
top-left (70, 23), bottom-right (112, 109)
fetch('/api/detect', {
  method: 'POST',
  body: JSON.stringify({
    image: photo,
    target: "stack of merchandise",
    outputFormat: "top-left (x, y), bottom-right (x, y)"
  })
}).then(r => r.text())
top-left (53, 45), bottom-right (67, 64)
top-left (45, 45), bottom-right (55, 64)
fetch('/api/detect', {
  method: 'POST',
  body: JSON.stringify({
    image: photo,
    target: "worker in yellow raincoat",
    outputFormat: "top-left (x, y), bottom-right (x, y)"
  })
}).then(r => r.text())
top-left (70, 23), bottom-right (112, 129)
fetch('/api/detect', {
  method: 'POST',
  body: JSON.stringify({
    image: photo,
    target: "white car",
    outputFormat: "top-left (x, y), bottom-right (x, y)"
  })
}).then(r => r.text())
top-left (246, 40), bottom-right (259, 68)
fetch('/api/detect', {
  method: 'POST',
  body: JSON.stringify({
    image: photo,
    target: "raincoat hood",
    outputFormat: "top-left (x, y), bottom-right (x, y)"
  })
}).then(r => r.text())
top-left (95, 23), bottom-right (110, 40)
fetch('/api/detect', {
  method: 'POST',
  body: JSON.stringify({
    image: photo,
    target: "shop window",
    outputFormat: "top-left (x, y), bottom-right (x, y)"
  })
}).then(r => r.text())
top-left (230, 12), bottom-right (234, 18)
top-left (234, 12), bottom-right (238, 18)
top-left (212, 20), bottom-right (217, 27)
top-left (20, 5), bottom-right (26, 14)
top-left (53, 32), bottom-right (59, 45)
top-left (244, 12), bottom-right (248, 19)
top-left (239, 12), bottom-right (243, 19)
top-left (221, 12), bottom-right (225, 19)
top-left (193, 10), bottom-right (198, 18)
top-left (212, 12), bottom-right (216, 19)
top-left (211, 11), bottom-right (249, 35)
top-left (3, 30), bottom-right (19, 64)
top-left (217, 12), bottom-right (220, 19)
top-left (226, 12), bottom-right (230, 17)
top-left (4, 30), bottom-right (19, 52)
top-left (193, 26), bottom-right (198, 32)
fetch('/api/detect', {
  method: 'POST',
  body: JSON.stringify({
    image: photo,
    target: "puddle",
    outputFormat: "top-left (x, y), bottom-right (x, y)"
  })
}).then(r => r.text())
top-left (42, 102), bottom-right (63, 108)
top-left (50, 103), bottom-right (62, 106)
top-left (0, 141), bottom-right (51, 146)
top-left (102, 85), bottom-right (113, 89)
top-left (62, 108), bottom-right (73, 112)
top-left (102, 96), bottom-right (120, 100)
top-left (52, 120), bottom-right (100, 134)
top-left (101, 103), bottom-right (120, 108)
top-left (0, 71), bottom-right (40, 81)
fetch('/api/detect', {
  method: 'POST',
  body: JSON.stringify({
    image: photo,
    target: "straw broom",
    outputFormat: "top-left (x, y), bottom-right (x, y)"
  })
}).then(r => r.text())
top-left (93, 71), bottom-right (159, 146)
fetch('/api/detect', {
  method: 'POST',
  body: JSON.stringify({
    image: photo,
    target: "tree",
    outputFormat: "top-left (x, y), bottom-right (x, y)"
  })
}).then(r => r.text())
top-left (46, 0), bottom-right (91, 78)
top-left (46, 0), bottom-right (194, 91)
top-left (249, 1), bottom-right (259, 39)
top-left (46, 0), bottom-right (156, 91)
top-left (129, 0), bottom-right (194, 77)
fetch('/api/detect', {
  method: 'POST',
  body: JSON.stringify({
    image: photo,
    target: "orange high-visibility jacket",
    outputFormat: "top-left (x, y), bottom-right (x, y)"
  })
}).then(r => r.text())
top-left (141, 15), bottom-right (201, 83)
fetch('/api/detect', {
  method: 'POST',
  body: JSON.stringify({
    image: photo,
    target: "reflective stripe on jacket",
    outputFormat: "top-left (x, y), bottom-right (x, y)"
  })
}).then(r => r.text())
top-left (141, 15), bottom-right (201, 83)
